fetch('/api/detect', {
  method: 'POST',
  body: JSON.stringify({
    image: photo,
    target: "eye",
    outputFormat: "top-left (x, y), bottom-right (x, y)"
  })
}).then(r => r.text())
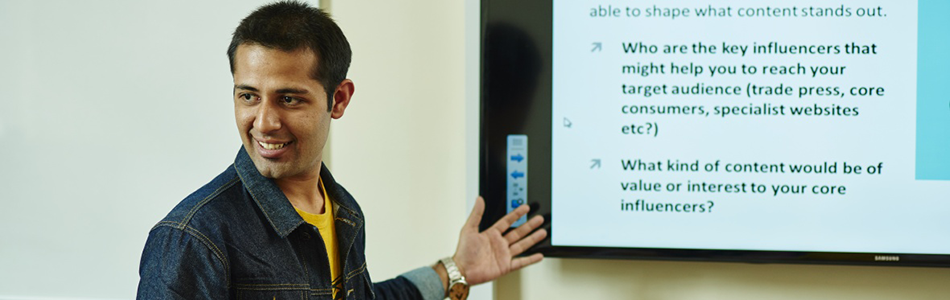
top-left (238, 93), bottom-right (255, 102)
top-left (281, 96), bottom-right (300, 105)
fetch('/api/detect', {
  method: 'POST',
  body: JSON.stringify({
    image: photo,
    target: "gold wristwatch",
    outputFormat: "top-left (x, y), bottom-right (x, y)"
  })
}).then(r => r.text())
top-left (440, 257), bottom-right (469, 300)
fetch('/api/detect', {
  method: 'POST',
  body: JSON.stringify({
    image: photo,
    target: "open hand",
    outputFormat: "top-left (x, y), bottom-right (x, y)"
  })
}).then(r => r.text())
top-left (452, 196), bottom-right (547, 285)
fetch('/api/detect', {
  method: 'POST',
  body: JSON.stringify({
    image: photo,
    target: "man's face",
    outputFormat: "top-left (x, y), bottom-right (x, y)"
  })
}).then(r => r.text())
top-left (232, 44), bottom-right (333, 180)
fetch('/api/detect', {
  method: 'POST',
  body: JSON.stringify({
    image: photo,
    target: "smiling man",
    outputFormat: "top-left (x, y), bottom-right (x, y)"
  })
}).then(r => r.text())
top-left (136, 1), bottom-right (546, 300)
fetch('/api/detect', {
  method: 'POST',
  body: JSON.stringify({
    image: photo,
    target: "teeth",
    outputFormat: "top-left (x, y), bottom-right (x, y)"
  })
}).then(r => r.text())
top-left (258, 141), bottom-right (287, 150)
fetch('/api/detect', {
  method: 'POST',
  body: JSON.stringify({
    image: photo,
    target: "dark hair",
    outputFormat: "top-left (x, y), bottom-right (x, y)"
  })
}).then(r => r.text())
top-left (227, 1), bottom-right (351, 111)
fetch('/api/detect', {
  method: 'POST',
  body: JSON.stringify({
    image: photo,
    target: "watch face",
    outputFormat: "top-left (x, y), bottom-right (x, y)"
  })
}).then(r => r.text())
top-left (449, 283), bottom-right (470, 300)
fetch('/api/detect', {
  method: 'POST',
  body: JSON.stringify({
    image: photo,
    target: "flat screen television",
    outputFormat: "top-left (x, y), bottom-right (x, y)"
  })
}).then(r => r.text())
top-left (479, 0), bottom-right (950, 267)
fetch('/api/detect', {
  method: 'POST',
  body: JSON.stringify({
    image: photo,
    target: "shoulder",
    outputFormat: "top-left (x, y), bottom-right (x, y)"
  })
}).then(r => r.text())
top-left (140, 165), bottom-right (250, 284)
top-left (154, 165), bottom-right (247, 231)
top-left (145, 164), bottom-right (257, 264)
top-left (139, 167), bottom-right (243, 295)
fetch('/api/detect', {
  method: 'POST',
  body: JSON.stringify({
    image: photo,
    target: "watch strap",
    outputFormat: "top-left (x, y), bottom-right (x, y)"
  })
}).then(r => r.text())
top-left (440, 256), bottom-right (467, 285)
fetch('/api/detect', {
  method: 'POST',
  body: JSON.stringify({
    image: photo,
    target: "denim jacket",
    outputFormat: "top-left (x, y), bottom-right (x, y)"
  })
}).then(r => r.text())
top-left (137, 148), bottom-right (444, 299)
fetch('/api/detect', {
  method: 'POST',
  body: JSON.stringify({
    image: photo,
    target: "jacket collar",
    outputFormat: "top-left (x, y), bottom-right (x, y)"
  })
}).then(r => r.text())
top-left (234, 147), bottom-right (304, 237)
top-left (233, 147), bottom-right (363, 239)
top-left (319, 162), bottom-right (364, 265)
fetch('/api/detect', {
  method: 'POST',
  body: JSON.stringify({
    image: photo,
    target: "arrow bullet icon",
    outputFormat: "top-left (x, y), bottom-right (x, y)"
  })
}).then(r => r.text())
top-left (591, 159), bottom-right (601, 169)
top-left (591, 42), bottom-right (602, 52)
top-left (511, 153), bottom-right (524, 163)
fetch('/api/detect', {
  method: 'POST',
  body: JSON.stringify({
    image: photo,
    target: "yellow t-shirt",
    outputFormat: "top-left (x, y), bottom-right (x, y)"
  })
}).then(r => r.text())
top-left (294, 180), bottom-right (343, 299)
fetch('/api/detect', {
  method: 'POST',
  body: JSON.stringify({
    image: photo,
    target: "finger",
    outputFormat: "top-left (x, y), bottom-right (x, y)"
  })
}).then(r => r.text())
top-left (509, 228), bottom-right (547, 256)
top-left (504, 215), bottom-right (544, 244)
top-left (490, 202), bottom-right (530, 232)
top-left (510, 253), bottom-right (544, 272)
top-left (464, 196), bottom-right (486, 229)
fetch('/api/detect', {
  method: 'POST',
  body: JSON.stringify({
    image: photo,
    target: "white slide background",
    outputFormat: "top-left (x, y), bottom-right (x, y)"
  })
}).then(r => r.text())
top-left (551, 0), bottom-right (950, 254)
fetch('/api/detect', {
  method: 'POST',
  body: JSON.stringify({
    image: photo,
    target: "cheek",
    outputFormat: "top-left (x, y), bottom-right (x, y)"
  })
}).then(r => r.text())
top-left (295, 113), bottom-right (329, 141)
top-left (234, 108), bottom-right (255, 130)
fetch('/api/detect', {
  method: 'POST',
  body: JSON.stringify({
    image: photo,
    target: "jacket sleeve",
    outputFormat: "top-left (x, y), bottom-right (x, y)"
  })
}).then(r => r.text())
top-left (372, 267), bottom-right (445, 300)
top-left (137, 223), bottom-right (229, 299)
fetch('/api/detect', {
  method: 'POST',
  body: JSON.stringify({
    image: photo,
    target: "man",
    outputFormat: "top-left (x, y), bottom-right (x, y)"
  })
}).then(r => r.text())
top-left (136, 1), bottom-right (546, 299)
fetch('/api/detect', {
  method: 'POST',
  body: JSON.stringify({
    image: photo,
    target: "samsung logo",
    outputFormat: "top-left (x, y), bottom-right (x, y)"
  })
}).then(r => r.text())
top-left (874, 255), bottom-right (900, 262)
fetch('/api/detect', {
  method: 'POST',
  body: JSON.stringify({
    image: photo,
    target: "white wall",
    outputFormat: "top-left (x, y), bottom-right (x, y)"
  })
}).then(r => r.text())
top-left (325, 0), bottom-right (472, 291)
top-left (497, 259), bottom-right (950, 300)
top-left (326, 1), bottom-right (493, 299)
top-left (0, 1), bottom-right (271, 298)
top-left (0, 0), bottom-right (470, 298)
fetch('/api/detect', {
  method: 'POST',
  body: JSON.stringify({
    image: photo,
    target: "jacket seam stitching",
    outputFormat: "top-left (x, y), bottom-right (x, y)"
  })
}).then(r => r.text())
top-left (334, 217), bottom-right (356, 227)
top-left (234, 287), bottom-right (309, 291)
top-left (333, 203), bottom-right (364, 223)
top-left (345, 261), bottom-right (367, 280)
top-left (151, 222), bottom-right (232, 288)
top-left (235, 283), bottom-right (310, 287)
top-left (182, 176), bottom-right (241, 225)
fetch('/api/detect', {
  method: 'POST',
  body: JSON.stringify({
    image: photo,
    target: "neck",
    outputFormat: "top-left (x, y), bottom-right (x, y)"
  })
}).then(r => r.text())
top-left (274, 169), bottom-right (325, 215)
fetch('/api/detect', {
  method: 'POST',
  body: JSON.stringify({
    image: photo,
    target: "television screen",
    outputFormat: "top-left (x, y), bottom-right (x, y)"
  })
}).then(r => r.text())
top-left (479, 0), bottom-right (950, 267)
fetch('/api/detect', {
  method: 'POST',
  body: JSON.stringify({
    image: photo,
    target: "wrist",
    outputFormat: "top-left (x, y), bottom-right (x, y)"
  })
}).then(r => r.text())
top-left (439, 256), bottom-right (470, 300)
top-left (451, 255), bottom-right (466, 279)
top-left (432, 260), bottom-right (449, 295)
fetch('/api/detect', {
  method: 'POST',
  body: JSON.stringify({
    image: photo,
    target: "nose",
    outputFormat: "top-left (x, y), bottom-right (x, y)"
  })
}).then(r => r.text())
top-left (254, 98), bottom-right (281, 133)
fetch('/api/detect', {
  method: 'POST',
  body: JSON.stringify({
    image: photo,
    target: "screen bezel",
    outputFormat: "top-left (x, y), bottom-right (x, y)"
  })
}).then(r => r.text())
top-left (477, 0), bottom-right (950, 268)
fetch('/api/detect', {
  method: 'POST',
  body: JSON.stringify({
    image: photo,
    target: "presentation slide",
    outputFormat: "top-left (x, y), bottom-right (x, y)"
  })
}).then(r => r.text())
top-left (548, 0), bottom-right (950, 254)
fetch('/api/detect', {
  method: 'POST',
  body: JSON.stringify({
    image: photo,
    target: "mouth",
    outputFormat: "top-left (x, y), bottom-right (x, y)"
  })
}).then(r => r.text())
top-left (258, 140), bottom-right (289, 150)
top-left (254, 139), bottom-right (293, 158)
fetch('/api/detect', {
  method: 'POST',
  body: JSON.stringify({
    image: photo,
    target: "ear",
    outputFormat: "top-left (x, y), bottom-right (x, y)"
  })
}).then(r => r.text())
top-left (329, 79), bottom-right (354, 119)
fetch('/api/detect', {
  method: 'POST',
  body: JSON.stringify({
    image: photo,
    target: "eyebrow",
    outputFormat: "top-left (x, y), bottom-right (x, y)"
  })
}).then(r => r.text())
top-left (276, 88), bottom-right (310, 94)
top-left (233, 85), bottom-right (310, 95)
top-left (234, 85), bottom-right (258, 92)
